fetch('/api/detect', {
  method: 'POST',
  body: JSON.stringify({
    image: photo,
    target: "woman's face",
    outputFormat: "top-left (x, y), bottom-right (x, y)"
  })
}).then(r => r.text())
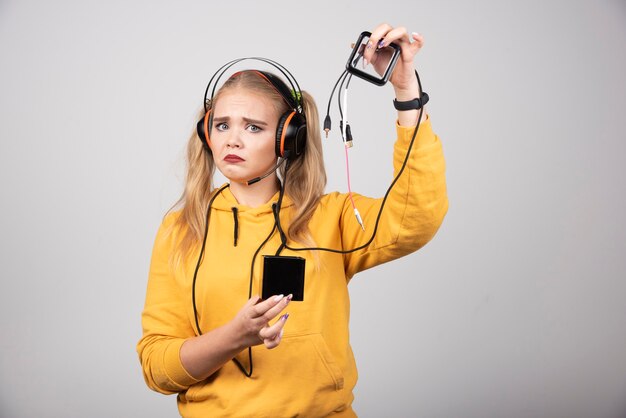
top-left (210, 88), bottom-right (280, 184)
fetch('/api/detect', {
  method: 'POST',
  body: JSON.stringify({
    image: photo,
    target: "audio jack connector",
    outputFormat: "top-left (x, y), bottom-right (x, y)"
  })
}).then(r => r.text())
top-left (345, 124), bottom-right (354, 148)
top-left (354, 208), bottom-right (365, 231)
top-left (323, 115), bottom-right (331, 138)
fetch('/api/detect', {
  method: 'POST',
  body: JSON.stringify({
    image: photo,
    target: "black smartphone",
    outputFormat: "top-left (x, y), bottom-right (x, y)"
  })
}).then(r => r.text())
top-left (262, 256), bottom-right (305, 301)
top-left (346, 31), bottom-right (401, 86)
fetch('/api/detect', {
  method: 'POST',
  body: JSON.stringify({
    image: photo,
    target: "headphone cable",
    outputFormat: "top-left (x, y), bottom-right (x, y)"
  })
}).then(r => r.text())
top-left (192, 184), bottom-right (231, 335)
top-left (274, 69), bottom-right (426, 255)
top-left (191, 182), bottom-right (279, 378)
top-left (323, 70), bottom-right (348, 137)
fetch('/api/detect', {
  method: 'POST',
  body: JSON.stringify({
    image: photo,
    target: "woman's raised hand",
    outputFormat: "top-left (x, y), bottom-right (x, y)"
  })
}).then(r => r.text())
top-left (362, 23), bottom-right (424, 96)
top-left (230, 294), bottom-right (291, 350)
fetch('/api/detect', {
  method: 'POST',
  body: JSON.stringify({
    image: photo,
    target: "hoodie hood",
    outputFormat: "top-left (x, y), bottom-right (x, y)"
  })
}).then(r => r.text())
top-left (211, 183), bottom-right (294, 215)
top-left (210, 183), bottom-right (294, 247)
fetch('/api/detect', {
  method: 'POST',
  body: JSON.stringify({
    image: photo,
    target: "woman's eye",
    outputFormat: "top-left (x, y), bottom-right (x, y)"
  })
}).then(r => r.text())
top-left (247, 124), bottom-right (262, 133)
top-left (215, 122), bottom-right (228, 131)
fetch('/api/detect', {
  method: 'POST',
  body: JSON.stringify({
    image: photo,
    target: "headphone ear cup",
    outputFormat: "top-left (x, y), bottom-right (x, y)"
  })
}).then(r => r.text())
top-left (196, 110), bottom-right (212, 151)
top-left (276, 111), bottom-right (306, 159)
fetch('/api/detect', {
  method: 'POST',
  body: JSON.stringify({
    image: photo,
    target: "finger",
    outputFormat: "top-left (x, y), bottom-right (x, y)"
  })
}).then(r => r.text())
top-left (258, 313), bottom-right (289, 340)
top-left (380, 26), bottom-right (410, 47)
top-left (409, 32), bottom-right (425, 54)
top-left (260, 314), bottom-right (289, 348)
top-left (393, 31), bottom-right (424, 66)
top-left (267, 293), bottom-right (292, 317)
top-left (250, 293), bottom-right (286, 318)
top-left (364, 23), bottom-right (393, 63)
top-left (264, 328), bottom-right (284, 350)
top-left (255, 294), bottom-right (292, 325)
top-left (379, 28), bottom-right (413, 66)
top-left (259, 294), bottom-right (293, 323)
top-left (244, 295), bottom-right (261, 310)
top-left (369, 22), bottom-right (393, 45)
top-left (383, 28), bottom-right (424, 62)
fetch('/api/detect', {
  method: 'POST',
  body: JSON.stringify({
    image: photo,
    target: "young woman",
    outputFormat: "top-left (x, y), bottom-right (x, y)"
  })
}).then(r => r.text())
top-left (137, 23), bottom-right (448, 417)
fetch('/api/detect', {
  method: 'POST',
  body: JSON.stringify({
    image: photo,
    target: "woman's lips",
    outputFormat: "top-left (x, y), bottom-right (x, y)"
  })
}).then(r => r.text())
top-left (224, 154), bottom-right (245, 163)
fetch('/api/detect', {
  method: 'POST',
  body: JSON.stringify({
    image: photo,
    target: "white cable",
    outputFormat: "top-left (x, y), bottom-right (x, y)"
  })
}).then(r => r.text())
top-left (342, 87), bottom-right (348, 143)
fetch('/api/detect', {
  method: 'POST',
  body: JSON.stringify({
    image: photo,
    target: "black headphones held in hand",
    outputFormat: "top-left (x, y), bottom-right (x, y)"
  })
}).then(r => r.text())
top-left (196, 58), bottom-right (307, 160)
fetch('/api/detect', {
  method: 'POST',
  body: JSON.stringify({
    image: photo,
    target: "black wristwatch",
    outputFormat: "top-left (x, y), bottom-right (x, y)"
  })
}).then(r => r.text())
top-left (393, 92), bottom-right (429, 111)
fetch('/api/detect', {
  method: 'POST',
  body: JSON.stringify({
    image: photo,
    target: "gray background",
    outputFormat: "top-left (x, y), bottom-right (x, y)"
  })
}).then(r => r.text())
top-left (1, 0), bottom-right (625, 417)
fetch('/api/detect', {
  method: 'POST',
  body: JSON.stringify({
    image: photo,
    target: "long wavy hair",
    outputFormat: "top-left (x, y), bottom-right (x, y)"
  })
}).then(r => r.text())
top-left (169, 70), bottom-right (326, 265)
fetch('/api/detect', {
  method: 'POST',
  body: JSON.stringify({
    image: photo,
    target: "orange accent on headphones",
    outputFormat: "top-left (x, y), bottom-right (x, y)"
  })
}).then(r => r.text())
top-left (279, 111), bottom-right (296, 157)
top-left (202, 109), bottom-right (212, 149)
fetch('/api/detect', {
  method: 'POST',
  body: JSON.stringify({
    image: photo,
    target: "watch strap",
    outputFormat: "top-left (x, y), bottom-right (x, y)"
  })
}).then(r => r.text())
top-left (393, 92), bottom-right (429, 111)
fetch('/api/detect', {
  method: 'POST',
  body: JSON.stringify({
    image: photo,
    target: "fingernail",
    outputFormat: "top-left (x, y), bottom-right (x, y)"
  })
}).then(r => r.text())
top-left (281, 313), bottom-right (289, 321)
top-left (412, 32), bottom-right (420, 38)
top-left (377, 39), bottom-right (385, 48)
top-left (285, 294), bottom-right (293, 304)
top-left (273, 294), bottom-right (284, 302)
top-left (366, 41), bottom-right (373, 50)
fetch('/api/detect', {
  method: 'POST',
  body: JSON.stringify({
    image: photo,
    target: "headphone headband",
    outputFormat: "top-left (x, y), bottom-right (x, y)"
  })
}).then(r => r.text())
top-left (231, 70), bottom-right (300, 111)
top-left (203, 57), bottom-right (304, 113)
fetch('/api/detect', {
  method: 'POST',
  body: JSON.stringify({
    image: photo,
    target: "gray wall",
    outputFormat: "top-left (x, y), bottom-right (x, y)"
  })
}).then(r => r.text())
top-left (1, 0), bottom-right (625, 417)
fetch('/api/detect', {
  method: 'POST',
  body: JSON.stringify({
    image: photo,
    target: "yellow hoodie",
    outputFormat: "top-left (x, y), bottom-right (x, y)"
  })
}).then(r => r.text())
top-left (137, 117), bottom-right (448, 417)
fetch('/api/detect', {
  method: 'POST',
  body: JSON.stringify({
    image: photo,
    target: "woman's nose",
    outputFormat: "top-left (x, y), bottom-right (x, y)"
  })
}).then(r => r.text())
top-left (226, 131), bottom-right (242, 148)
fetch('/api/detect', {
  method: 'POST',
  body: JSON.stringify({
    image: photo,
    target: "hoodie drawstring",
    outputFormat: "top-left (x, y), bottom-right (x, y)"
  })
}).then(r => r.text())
top-left (231, 207), bottom-right (239, 247)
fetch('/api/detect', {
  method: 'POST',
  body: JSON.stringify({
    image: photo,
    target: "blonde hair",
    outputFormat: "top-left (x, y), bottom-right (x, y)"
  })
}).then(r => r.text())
top-left (169, 71), bottom-right (326, 265)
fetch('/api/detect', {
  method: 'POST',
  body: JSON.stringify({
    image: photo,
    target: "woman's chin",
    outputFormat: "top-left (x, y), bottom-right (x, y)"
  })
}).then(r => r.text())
top-left (219, 167), bottom-right (277, 185)
top-left (216, 168), bottom-right (247, 184)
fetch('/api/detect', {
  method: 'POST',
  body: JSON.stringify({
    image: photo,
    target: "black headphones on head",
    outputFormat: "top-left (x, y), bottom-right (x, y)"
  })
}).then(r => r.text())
top-left (196, 58), bottom-right (307, 160)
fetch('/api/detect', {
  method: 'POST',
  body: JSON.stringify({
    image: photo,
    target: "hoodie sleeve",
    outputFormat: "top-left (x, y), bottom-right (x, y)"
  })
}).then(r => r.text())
top-left (136, 214), bottom-right (202, 394)
top-left (341, 116), bottom-right (448, 279)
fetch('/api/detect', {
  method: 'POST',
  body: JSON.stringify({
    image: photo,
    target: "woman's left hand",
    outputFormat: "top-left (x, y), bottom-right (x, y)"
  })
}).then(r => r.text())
top-left (362, 23), bottom-right (424, 97)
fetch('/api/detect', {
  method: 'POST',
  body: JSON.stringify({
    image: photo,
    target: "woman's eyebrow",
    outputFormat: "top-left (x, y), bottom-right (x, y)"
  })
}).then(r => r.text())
top-left (243, 117), bottom-right (269, 126)
top-left (212, 116), bottom-right (269, 126)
